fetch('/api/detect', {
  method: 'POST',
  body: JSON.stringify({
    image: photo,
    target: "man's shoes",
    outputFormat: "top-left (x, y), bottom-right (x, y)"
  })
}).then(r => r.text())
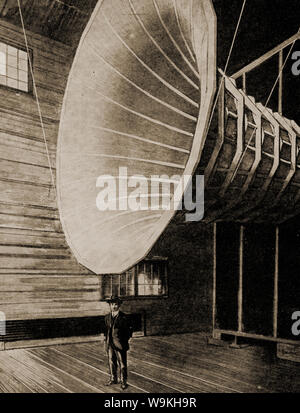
top-left (121, 382), bottom-right (128, 390)
top-left (106, 379), bottom-right (118, 386)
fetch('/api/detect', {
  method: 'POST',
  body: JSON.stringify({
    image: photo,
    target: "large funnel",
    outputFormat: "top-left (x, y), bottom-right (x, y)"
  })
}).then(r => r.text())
top-left (57, 0), bottom-right (217, 274)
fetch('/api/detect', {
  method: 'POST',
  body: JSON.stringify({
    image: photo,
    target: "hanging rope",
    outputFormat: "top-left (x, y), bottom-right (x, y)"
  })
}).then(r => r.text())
top-left (229, 39), bottom-right (297, 184)
top-left (17, 0), bottom-right (56, 193)
top-left (205, 0), bottom-right (247, 142)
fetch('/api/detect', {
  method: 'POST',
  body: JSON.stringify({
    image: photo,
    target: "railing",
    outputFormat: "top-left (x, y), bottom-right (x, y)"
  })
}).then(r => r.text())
top-left (231, 30), bottom-right (300, 116)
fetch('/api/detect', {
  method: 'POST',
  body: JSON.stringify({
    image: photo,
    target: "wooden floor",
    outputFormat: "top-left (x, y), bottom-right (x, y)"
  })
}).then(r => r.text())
top-left (0, 333), bottom-right (299, 393)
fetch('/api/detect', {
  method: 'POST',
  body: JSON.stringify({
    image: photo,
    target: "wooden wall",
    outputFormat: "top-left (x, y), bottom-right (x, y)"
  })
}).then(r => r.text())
top-left (0, 19), bottom-right (104, 321)
top-left (0, 19), bottom-right (214, 336)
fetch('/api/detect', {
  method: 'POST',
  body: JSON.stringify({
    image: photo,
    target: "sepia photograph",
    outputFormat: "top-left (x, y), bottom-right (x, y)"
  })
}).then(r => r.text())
top-left (0, 0), bottom-right (299, 399)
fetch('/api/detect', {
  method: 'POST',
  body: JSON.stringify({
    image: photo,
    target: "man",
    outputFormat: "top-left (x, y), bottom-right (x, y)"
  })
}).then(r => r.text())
top-left (104, 296), bottom-right (133, 390)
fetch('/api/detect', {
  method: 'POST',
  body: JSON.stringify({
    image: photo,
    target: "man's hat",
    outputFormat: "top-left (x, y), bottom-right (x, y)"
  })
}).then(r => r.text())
top-left (106, 295), bottom-right (123, 305)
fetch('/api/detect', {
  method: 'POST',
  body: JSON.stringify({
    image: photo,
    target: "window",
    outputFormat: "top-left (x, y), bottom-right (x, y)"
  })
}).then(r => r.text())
top-left (0, 41), bottom-right (30, 92)
top-left (101, 257), bottom-right (168, 299)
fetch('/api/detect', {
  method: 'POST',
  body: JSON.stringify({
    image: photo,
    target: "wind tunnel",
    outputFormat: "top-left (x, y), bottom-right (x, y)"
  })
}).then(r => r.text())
top-left (57, 0), bottom-right (217, 274)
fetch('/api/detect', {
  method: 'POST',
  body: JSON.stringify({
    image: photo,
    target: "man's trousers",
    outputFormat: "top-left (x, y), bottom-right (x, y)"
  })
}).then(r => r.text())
top-left (107, 345), bottom-right (128, 384)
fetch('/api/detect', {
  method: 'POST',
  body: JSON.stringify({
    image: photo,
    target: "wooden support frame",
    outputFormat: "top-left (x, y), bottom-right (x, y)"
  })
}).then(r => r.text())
top-left (206, 77), bottom-right (262, 222)
top-left (212, 223), bottom-right (217, 332)
top-left (232, 30), bottom-right (300, 80)
top-left (238, 225), bottom-right (244, 333)
top-left (289, 121), bottom-right (300, 204)
top-left (242, 72), bottom-right (247, 93)
top-left (219, 76), bottom-right (244, 197)
top-left (212, 224), bottom-right (299, 350)
top-left (239, 88), bottom-right (262, 197)
top-left (273, 226), bottom-right (279, 338)
top-left (273, 112), bottom-right (297, 203)
top-left (237, 104), bottom-right (281, 222)
top-left (204, 73), bottom-right (225, 184)
top-left (256, 103), bottom-right (281, 193)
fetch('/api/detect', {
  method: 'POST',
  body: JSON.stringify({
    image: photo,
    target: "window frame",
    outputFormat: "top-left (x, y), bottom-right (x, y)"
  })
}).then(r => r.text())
top-left (100, 257), bottom-right (169, 301)
top-left (0, 36), bottom-right (33, 95)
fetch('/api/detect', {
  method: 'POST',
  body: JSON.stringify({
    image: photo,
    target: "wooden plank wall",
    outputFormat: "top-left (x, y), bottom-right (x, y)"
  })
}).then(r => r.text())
top-left (0, 19), bottom-right (104, 321)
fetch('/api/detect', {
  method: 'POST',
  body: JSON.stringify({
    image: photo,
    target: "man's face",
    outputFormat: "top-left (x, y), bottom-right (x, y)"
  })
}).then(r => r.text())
top-left (110, 302), bottom-right (120, 312)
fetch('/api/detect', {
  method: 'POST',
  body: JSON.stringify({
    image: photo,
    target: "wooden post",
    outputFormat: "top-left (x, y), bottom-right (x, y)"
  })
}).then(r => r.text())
top-left (134, 264), bottom-right (139, 297)
top-left (273, 226), bottom-right (279, 338)
top-left (278, 50), bottom-right (283, 115)
top-left (212, 223), bottom-right (217, 332)
top-left (242, 72), bottom-right (247, 93)
top-left (218, 76), bottom-right (225, 143)
top-left (238, 225), bottom-right (244, 332)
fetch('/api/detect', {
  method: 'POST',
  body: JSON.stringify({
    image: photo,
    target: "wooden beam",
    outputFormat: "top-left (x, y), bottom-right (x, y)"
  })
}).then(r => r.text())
top-left (204, 74), bottom-right (225, 184)
top-left (232, 31), bottom-right (300, 79)
top-left (206, 87), bottom-right (262, 222)
top-left (212, 223), bottom-right (217, 332)
top-left (240, 90), bottom-right (262, 196)
top-left (242, 72), bottom-right (246, 93)
top-left (214, 329), bottom-right (300, 346)
top-left (238, 225), bottom-right (244, 333)
top-left (219, 77), bottom-right (244, 197)
top-left (273, 112), bottom-right (297, 203)
top-left (273, 226), bottom-right (279, 338)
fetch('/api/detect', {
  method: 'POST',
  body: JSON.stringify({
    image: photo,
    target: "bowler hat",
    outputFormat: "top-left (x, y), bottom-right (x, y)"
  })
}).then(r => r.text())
top-left (106, 295), bottom-right (123, 305)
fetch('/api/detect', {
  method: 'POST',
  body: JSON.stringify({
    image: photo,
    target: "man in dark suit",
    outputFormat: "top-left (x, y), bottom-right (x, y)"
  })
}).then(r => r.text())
top-left (104, 296), bottom-right (133, 390)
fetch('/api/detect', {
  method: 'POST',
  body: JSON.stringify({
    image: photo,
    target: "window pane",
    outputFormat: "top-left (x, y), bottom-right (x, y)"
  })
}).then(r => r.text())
top-left (144, 284), bottom-right (154, 295)
top-left (18, 69), bottom-right (27, 82)
top-left (19, 50), bottom-right (28, 60)
top-left (0, 51), bottom-right (5, 68)
top-left (102, 275), bottom-right (112, 299)
top-left (0, 42), bottom-right (30, 93)
top-left (7, 66), bottom-right (17, 79)
top-left (7, 78), bottom-right (18, 89)
top-left (18, 81), bottom-right (28, 92)
top-left (111, 283), bottom-right (119, 296)
top-left (0, 63), bottom-right (5, 76)
top-left (0, 75), bottom-right (6, 85)
top-left (158, 281), bottom-right (164, 295)
top-left (138, 283), bottom-right (145, 296)
top-left (138, 272), bottom-right (145, 285)
top-left (7, 45), bottom-right (17, 56)
top-left (112, 274), bottom-right (120, 296)
top-left (7, 54), bottom-right (17, 68)
top-left (19, 58), bottom-right (28, 71)
top-left (126, 268), bottom-right (135, 296)
top-left (120, 273), bottom-right (126, 296)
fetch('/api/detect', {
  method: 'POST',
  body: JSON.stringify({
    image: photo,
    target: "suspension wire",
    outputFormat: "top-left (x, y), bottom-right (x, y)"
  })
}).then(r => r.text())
top-left (17, 0), bottom-right (56, 193)
top-left (229, 39), bottom-right (297, 184)
top-left (205, 0), bottom-right (247, 144)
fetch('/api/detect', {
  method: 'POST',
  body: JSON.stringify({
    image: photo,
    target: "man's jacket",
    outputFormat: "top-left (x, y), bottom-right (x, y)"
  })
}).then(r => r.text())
top-left (104, 311), bottom-right (133, 352)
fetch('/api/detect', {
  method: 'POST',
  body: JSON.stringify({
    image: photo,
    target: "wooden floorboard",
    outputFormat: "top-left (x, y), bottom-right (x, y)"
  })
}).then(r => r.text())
top-left (0, 333), bottom-right (299, 393)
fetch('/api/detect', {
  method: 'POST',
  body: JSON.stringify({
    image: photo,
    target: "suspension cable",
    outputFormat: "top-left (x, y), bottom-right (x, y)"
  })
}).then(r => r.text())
top-left (205, 0), bottom-right (247, 143)
top-left (17, 0), bottom-right (56, 193)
